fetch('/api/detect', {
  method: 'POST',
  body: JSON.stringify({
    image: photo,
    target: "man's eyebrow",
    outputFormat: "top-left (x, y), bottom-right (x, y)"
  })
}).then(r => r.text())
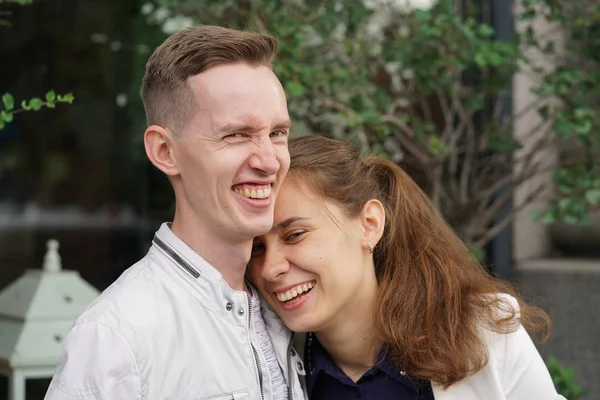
top-left (273, 216), bottom-right (308, 231)
top-left (215, 123), bottom-right (255, 133)
top-left (273, 120), bottom-right (292, 131)
top-left (216, 120), bottom-right (292, 134)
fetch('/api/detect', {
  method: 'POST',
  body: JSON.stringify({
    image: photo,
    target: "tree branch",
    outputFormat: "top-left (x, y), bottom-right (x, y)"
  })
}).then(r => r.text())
top-left (502, 97), bottom-right (552, 129)
top-left (473, 182), bottom-right (547, 249)
top-left (439, 83), bottom-right (468, 201)
top-left (480, 121), bottom-right (554, 173)
top-left (379, 114), bottom-right (432, 167)
top-left (456, 95), bottom-right (478, 204)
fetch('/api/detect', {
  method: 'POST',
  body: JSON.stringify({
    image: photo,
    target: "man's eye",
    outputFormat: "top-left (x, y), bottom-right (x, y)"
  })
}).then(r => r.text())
top-left (226, 133), bottom-right (246, 139)
top-left (270, 130), bottom-right (287, 137)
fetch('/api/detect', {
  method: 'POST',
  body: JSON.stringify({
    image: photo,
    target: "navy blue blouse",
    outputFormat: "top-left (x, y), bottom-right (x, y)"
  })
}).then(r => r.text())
top-left (305, 333), bottom-right (435, 400)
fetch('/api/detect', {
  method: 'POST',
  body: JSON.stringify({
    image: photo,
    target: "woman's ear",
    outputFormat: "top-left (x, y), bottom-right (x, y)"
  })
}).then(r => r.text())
top-left (360, 199), bottom-right (385, 247)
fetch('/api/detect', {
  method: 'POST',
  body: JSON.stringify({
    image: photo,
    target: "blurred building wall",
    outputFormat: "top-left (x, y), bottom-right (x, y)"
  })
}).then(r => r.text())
top-left (512, 0), bottom-right (562, 261)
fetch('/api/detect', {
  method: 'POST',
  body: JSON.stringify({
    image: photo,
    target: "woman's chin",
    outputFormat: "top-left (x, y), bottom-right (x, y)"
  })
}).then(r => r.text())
top-left (283, 316), bottom-right (320, 334)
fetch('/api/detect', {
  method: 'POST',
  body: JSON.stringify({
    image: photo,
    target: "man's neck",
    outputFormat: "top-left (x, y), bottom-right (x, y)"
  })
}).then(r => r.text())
top-left (170, 217), bottom-right (252, 293)
top-left (316, 278), bottom-right (381, 382)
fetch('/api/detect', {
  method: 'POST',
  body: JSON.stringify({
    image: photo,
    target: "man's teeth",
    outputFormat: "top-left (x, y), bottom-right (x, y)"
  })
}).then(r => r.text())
top-left (276, 282), bottom-right (315, 302)
top-left (235, 185), bottom-right (271, 199)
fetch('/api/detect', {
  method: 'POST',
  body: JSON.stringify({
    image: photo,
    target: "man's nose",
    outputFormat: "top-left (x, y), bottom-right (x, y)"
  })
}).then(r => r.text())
top-left (248, 138), bottom-right (280, 176)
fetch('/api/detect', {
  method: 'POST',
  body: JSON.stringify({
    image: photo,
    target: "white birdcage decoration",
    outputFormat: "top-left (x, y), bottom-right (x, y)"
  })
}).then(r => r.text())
top-left (0, 239), bottom-right (100, 400)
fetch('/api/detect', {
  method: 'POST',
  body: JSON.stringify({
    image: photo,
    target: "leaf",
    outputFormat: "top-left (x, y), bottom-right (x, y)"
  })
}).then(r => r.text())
top-left (21, 100), bottom-right (32, 111)
top-left (537, 105), bottom-right (549, 118)
top-left (45, 90), bottom-right (56, 102)
top-left (46, 102), bottom-right (56, 109)
top-left (563, 214), bottom-right (579, 224)
top-left (539, 211), bottom-right (557, 224)
top-left (477, 24), bottom-right (494, 38)
top-left (574, 120), bottom-right (592, 136)
top-left (488, 53), bottom-right (503, 66)
top-left (427, 135), bottom-right (446, 155)
top-left (57, 93), bottom-right (75, 104)
top-left (528, 210), bottom-right (540, 221)
top-left (579, 212), bottom-right (591, 227)
top-left (359, 109), bottom-right (381, 125)
top-left (552, 119), bottom-right (573, 140)
top-left (2, 93), bottom-right (14, 111)
top-left (474, 52), bottom-right (486, 67)
top-left (546, 356), bottom-right (584, 398)
top-left (558, 198), bottom-right (575, 212)
top-left (519, 9), bottom-right (537, 21)
top-left (29, 98), bottom-right (43, 111)
top-left (585, 189), bottom-right (600, 205)
top-left (0, 110), bottom-right (13, 123)
top-left (466, 243), bottom-right (485, 262)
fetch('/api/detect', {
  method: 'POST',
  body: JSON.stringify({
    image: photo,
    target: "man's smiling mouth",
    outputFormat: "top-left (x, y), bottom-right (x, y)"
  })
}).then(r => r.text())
top-left (233, 184), bottom-right (272, 199)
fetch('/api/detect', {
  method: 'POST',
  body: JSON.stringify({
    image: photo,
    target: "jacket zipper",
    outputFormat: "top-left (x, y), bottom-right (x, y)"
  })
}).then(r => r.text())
top-left (154, 235), bottom-right (270, 398)
top-left (247, 296), bottom-right (265, 400)
top-left (286, 336), bottom-right (294, 400)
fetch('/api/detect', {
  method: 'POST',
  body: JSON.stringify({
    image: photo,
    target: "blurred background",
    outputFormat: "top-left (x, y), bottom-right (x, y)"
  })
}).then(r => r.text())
top-left (0, 0), bottom-right (599, 399)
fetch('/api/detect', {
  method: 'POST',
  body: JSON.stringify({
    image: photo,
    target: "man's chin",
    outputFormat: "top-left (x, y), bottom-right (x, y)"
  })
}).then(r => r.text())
top-left (240, 217), bottom-right (273, 237)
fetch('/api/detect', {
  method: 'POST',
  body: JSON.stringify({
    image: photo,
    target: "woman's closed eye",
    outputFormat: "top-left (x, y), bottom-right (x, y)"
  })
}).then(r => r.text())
top-left (285, 230), bottom-right (306, 242)
top-left (251, 231), bottom-right (308, 258)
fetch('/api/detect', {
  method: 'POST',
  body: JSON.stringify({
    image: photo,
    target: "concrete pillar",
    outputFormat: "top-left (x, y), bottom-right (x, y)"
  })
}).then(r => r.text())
top-left (513, 0), bottom-right (564, 261)
top-left (9, 371), bottom-right (25, 400)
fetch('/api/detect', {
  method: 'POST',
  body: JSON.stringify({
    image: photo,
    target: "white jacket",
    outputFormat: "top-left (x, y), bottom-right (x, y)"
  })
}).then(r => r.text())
top-left (295, 294), bottom-right (565, 400)
top-left (45, 223), bottom-right (306, 400)
top-left (431, 297), bottom-right (566, 400)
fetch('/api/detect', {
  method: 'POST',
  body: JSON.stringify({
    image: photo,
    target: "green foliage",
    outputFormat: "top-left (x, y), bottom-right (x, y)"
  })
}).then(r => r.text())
top-left (546, 357), bottom-right (585, 400)
top-left (134, 0), bottom-right (600, 248)
top-left (0, 91), bottom-right (74, 130)
top-left (0, 0), bottom-right (33, 4)
top-left (1, 0), bottom-right (74, 133)
top-left (466, 243), bottom-right (486, 262)
top-left (522, 2), bottom-right (600, 226)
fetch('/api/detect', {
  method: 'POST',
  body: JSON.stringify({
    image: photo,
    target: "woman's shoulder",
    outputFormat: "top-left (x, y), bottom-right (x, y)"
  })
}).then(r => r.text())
top-left (479, 292), bottom-right (521, 319)
top-left (474, 293), bottom-right (523, 353)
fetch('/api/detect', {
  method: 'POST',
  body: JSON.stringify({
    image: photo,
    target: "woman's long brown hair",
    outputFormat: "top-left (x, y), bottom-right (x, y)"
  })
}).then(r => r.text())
top-left (288, 135), bottom-right (551, 388)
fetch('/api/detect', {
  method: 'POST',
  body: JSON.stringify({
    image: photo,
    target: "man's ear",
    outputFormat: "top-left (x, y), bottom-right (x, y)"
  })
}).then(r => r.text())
top-left (361, 199), bottom-right (385, 247)
top-left (144, 125), bottom-right (179, 176)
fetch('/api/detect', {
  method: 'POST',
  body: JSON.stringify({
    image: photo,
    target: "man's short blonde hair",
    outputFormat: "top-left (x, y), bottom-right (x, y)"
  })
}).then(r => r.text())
top-left (140, 25), bottom-right (278, 133)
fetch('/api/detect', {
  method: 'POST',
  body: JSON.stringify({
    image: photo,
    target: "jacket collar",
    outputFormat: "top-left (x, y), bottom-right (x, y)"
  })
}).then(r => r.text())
top-left (150, 223), bottom-right (293, 339)
top-left (150, 222), bottom-right (249, 326)
top-left (152, 222), bottom-right (223, 283)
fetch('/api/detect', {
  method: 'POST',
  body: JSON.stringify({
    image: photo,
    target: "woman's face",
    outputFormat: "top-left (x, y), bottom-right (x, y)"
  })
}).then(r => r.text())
top-left (248, 176), bottom-right (380, 333)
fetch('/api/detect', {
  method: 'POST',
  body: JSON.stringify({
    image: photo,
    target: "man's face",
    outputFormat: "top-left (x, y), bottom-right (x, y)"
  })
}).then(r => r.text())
top-left (171, 63), bottom-right (291, 242)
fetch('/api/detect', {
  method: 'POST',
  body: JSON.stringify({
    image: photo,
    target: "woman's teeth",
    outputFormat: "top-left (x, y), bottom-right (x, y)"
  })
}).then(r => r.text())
top-left (276, 282), bottom-right (315, 302)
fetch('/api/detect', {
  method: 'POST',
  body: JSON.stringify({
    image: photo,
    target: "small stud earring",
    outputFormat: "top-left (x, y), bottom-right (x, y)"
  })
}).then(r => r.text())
top-left (365, 241), bottom-right (374, 254)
